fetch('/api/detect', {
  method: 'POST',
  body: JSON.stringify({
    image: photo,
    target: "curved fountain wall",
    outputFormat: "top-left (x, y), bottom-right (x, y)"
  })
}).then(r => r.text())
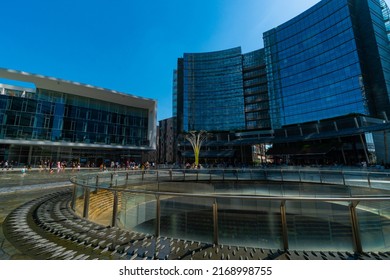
top-left (70, 168), bottom-right (390, 253)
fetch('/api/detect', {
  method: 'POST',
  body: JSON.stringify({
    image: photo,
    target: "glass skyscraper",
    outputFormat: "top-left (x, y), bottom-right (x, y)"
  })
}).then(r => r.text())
top-left (171, 0), bottom-right (390, 165)
top-left (177, 47), bottom-right (246, 132)
top-left (264, 0), bottom-right (390, 128)
top-left (242, 49), bottom-right (270, 130)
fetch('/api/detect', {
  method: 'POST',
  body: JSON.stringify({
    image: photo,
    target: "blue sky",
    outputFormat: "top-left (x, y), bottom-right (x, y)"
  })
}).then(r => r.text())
top-left (0, 0), bottom-right (322, 121)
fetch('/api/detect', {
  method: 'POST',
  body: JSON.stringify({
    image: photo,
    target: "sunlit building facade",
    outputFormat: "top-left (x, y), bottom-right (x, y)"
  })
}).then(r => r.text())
top-left (175, 47), bottom-right (246, 132)
top-left (0, 68), bottom-right (157, 167)
top-left (242, 49), bottom-right (270, 130)
top-left (172, 0), bottom-right (390, 166)
top-left (264, 0), bottom-right (390, 129)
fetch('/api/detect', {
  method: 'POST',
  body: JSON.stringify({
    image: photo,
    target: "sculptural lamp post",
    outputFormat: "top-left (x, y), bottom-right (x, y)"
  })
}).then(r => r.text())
top-left (185, 130), bottom-right (208, 167)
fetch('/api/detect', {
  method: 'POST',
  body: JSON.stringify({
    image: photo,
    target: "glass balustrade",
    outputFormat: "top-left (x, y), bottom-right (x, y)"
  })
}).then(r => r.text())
top-left (69, 168), bottom-right (390, 253)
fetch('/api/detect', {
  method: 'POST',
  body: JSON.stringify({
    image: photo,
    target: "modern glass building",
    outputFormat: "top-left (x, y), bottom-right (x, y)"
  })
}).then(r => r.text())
top-left (264, 0), bottom-right (390, 128)
top-left (262, 0), bottom-right (390, 165)
top-left (242, 49), bottom-right (270, 130)
top-left (176, 47), bottom-right (246, 132)
top-left (171, 0), bottom-right (390, 166)
top-left (173, 48), bottom-right (270, 165)
top-left (0, 68), bottom-right (157, 167)
top-left (381, 0), bottom-right (390, 40)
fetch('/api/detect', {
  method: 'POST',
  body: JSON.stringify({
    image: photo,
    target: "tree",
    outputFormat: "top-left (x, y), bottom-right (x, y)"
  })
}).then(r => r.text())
top-left (184, 130), bottom-right (208, 167)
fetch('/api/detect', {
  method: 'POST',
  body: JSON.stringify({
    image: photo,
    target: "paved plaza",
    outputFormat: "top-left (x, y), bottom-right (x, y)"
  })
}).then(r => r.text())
top-left (0, 169), bottom-right (80, 259)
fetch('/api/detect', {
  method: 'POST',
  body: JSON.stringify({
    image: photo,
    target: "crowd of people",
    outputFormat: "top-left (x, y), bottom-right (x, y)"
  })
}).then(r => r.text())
top-left (100, 160), bottom-right (154, 171)
top-left (0, 160), bottom-right (15, 170)
top-left (0, 159), bottom-right (155, 174)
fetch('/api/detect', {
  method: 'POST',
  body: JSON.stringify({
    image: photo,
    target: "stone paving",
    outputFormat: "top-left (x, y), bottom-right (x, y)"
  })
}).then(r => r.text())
top-left (0, 187), bottom-right (71, 259)
top-left (0, 169), bottom-right (78, 260)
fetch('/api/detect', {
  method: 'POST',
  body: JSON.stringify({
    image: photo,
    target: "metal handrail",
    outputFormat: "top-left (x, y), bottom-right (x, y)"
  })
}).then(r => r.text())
top-left (69, 168), bottom-right (390, 253)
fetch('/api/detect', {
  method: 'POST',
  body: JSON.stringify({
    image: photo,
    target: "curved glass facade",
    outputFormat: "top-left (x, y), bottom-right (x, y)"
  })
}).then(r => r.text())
top-left (182, 47), bottom-right (245, 131)
top-left (264, 0), bottom-right (370, 128)
top-left (243, 49), bottom-right (270, 130)
top-left (381, 0), bottom-right (390, 40)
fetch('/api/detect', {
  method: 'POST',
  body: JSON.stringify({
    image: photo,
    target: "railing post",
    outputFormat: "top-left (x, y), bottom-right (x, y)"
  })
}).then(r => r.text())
top-left (71, 184), bottom-right (77, 211)
top-left (280, 200), bottom-right (289, 251)
top-left (342, 170), bottom-right (346, 186)
top-left (169, 169), bottom-right (173, 181)
top-left (111, 191), bottom-right (119, 227)
top-left (213, 199), bottom-right (219, 245)
top-left (367, 172), bottom-right (371, 188)
top-left (83, 187), bottom-right (90, 219)
top-left (319, 170), bottom-right (323, 184)
top-left (110, 173), bottom-right (114, 187)
top-left (281, 169), bottom-right (284, 182)
top-left (155, 194), bottom-right (161, 237)
top-left (349, 201), bottom-right (362, 253)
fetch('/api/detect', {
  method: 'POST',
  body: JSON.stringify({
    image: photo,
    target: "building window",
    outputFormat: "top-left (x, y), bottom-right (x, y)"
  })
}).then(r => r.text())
top-left (30, 116), bottom-right (35, 127)
top-left (14, 114), bottom-right (21, 126)
top-left (44, 117), bottom-right (50, 128)
top-left (22, 101), bottom-right (27, 112)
